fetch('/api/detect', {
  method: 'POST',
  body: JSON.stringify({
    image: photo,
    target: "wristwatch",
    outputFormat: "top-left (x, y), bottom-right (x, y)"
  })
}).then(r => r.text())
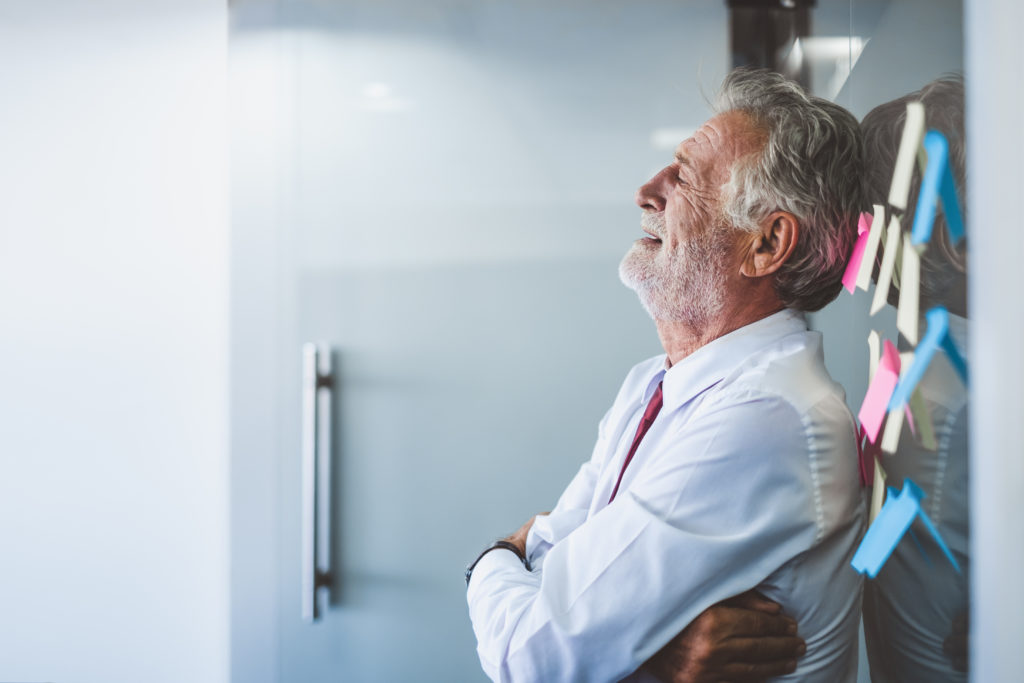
top-left (465, 540), bottom-right (532, 586)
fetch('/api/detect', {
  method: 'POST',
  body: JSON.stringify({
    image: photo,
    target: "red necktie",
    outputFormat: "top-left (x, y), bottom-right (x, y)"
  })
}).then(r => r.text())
top-left (608, 381), bottom-right (664, 503)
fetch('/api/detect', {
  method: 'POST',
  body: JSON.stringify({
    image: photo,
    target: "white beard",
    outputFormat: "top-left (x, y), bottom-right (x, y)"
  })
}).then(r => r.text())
top-left (618, 212), bottom-right (729, 329)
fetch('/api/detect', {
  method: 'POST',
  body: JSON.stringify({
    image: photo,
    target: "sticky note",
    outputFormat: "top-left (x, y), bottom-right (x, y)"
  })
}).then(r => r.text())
top-left (911, 130), bottom-right (966, 246)
top-left (893, 352), bottom-right (936, 450)
top-left (914, 501), bottom-right (961, 572)
top-left (908, 387), bottom-right (938, 450)
top-left (896, 233), bottom-right (921, 345)
top-left (842, 213), bottom-right (873, 293)
top-left (859, 339), bottom-right (901, 444)
top-left (870, 216), bottom-right (902, 315)
top-left (888, 102), bottom-right (926, 211)
top-left (870, 459), bottom-right (887, 523)
top-left (880, 405), bottom-right (903, 454)
top-left (939, 151), bottom-right (966, 245)
top-left (868, 330), bottom-right (881, 381)
top-left (856, 205), bottom-right (886, 291)
top-left (889, 307), bottom-right (969, 410)
top-left (851, 479), bottom-right (961, 578)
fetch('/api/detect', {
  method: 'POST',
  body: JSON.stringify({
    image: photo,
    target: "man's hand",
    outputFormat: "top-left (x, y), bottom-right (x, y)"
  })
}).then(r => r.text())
top-left (501, 513), bottom-right (550, 557)
top-left (943, 610), bottom-right (969, 673)
top-left (643, 590), bottom-right (805, 683)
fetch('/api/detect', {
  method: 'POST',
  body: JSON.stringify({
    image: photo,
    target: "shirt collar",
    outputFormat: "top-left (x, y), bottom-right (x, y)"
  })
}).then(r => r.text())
top-left (642, 309), bottom-right (807, 411)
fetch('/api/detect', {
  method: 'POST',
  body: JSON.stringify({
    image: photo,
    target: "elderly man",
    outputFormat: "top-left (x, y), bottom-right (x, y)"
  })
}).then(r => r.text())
top-left (465, 69), bottom-right (866, 682)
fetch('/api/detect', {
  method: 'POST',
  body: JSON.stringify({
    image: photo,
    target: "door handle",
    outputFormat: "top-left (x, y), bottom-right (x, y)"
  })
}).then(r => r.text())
top-left (301, 342), bottom-right (334, 622)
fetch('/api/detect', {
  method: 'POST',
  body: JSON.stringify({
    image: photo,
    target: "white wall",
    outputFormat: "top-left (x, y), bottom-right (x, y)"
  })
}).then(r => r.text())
top-left (0, 2), bottom-right (230, 682)
top-left (965, 0), bottom-right (1024, 678)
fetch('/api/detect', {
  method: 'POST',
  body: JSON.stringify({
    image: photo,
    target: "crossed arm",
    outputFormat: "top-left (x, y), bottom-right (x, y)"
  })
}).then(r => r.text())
top-left (468, 398), bottom-right (818, 681)
top-left (502, 516), bottom-right (805, 682)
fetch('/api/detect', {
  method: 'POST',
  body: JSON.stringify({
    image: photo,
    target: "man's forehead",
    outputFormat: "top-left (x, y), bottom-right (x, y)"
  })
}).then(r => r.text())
top-left (672, 124), bottom-right (716, 166)
top-left (674, 112), bottom-right (761, 163)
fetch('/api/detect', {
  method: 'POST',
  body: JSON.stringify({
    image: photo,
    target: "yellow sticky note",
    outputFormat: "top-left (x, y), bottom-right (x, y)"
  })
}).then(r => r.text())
top-left (897, 233), bottom-right (922, 345)
top-left (871, 216), bottom-right (902, 316)
top-left (856, 205), bottom-right (887, 292)
top-left (870, 457), bottom-right (887, 523)
top-left (908, 387), bottom-right (938, 451)
top-left (889, 101), bottom-right (926, 210)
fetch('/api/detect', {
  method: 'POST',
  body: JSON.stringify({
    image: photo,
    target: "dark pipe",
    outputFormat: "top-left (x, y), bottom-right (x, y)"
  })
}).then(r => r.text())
top-left (727, 0), bottom-right (815, 88)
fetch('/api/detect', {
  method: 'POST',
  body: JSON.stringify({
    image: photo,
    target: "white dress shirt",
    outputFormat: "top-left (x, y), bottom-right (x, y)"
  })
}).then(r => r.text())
top-left (467, 309), bottom-right (866, 682)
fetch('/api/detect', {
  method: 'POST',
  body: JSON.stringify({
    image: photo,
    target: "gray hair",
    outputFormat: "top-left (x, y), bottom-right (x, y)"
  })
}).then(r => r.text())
top-left (714, 68), bottom-right (865, 312)
top-left (860, 76), bottom-right (966, 310)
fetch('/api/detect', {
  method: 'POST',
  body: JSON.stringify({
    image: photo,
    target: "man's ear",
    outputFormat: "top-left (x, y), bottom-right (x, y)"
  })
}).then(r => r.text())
top-left (740, 211), bottom-right (799, 279)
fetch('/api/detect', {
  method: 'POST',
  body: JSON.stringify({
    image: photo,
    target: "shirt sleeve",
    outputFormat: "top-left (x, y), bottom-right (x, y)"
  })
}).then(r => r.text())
top-left (467, 395), bottom-right (822, 683)
top-left (525, 406), bottom-right (614, 567)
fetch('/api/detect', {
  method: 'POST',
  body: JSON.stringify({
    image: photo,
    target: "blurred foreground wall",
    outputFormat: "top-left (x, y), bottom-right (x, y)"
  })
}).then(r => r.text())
top-left (0, 2), bottom-right (230, 682)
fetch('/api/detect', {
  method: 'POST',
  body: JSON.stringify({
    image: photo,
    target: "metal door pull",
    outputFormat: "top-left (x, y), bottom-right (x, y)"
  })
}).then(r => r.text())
top-left (301, 342), bottom-right (334, 622)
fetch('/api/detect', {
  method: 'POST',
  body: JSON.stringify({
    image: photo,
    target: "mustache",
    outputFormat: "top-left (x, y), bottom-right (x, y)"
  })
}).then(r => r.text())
top-left (641, 212), bottom-right (666, 239)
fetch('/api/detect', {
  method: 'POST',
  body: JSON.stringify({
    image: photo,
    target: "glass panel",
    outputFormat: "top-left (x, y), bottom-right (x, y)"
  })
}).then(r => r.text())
top-left (817, 2), bottom-right (969, 682)
top-left (231, 1), bottom-right (968, 680)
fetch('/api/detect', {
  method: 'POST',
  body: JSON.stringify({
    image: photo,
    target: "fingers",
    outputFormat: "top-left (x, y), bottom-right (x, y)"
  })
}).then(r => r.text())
top-left (724, 606), bottom-right (799, 638)
top-left (717, 636), bottom-right (806, 663)
top-left (718, 657), bottom-right (800, 681)
top-left (719, 589), bottom-right (782, 615)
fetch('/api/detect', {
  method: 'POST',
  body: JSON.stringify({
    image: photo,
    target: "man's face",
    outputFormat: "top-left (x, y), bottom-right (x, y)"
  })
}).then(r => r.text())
top-left (619, 111), bottom-right (764, 325)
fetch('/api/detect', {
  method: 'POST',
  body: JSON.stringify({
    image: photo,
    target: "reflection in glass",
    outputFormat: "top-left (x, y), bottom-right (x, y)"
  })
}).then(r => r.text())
top-left (860, 76), bottom-right (969, 681)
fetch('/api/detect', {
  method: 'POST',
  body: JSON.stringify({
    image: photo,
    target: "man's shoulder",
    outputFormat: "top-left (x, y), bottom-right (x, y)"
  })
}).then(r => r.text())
top-left (714, 328), bottom-right (847, 416)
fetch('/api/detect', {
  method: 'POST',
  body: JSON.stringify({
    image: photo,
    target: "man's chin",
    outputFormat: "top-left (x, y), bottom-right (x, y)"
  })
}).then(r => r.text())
top-left (617, 255), bottom-right (647, 293)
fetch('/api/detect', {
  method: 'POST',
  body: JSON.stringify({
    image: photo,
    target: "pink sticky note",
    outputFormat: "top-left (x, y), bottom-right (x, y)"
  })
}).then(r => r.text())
top-left (904, 404), bottom-right (916, 436)
top-left (842, 212), bottom-right (873, 293)
top-left (858, 339), bottom-right (901, 444)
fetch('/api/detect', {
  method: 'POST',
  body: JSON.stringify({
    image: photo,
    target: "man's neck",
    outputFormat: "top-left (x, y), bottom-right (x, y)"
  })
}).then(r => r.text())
top-left (656, 301), bottom-right (786, 367)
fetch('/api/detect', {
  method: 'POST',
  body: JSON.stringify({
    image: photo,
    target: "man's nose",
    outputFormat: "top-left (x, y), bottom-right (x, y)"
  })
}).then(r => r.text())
top-left (635, 169), bottom-right (668, 212)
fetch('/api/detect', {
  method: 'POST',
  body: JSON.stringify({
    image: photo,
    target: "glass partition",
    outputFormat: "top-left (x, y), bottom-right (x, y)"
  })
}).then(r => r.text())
top-left (230, 2), bottom-right (968, 680)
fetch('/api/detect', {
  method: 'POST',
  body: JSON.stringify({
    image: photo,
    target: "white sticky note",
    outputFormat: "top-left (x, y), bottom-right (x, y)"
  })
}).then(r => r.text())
top-left (899, 351), bottom-right (915, 375)
top-left (856, 205), bottom-right (887, 291)
top-left (881, 405), bottom-right (904, 454)
top-left (868, 330), bottom-right (881, 381)
top-left (889, 101), bottom-right (926, 210)
top-left (871, 215), bottom-right (903, 315)
top-left (897, 233), bottom-right (922, 345)
top-left (870, 458), bottom-right (887, 523)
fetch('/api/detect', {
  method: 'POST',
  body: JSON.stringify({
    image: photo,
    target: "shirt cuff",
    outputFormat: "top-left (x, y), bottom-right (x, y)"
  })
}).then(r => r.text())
top-left (467, 545), bottom-right (529, 593)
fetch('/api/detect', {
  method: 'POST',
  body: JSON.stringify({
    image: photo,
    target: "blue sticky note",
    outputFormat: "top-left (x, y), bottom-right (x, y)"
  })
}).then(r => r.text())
top-left (915, 499), bottom-right (961, 572)
top-left (851, 481), bottom-right (922, 578)
top-left (888, 306), bottom-right (968, 410)
top-left (911, 130), bottom-right (965, 246)
top-left (851, 479), bottom-right (961, 578)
